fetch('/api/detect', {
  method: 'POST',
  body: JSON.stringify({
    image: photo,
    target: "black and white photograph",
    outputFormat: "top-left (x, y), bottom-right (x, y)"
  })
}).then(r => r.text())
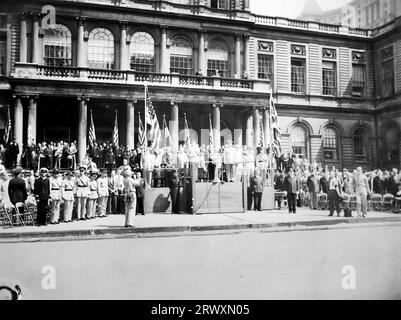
top-left (0, 0), bottom-right (401, 303)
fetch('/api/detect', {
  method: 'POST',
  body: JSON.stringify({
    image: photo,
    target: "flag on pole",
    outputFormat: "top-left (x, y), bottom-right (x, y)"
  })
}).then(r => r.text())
top-left (269, 89), bottom-right (282, 157)
top-left (88, 109), bottom-right (96, 148)
top-left (208, 114), bottom-right (214, 150)
top-left (3, 106), bottom-right (11, 144)
top-left (112, 110), bottom-right (119, 147)
top-left (27, 124), bottom-right (33, 147)
top-left (138, 111), bottom-right (146, 148)
top-left (162, 115), bottom-right (171, 148)
top-left (259, 113), bottom-right (265, 148)
top-left (145, 86), bottom-right (162, 152)
top-left (184, 113), bottom-right (190, 147)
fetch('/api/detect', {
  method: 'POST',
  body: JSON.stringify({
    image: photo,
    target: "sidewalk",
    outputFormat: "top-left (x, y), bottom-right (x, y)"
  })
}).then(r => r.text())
top-left (1, 208), bottom-right (401, 241)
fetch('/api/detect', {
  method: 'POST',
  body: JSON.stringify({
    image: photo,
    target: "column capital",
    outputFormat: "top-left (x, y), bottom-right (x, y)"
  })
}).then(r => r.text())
top-left (234, 33), bottom-right (242, 40)
top-left (242, 33), bottom-right (251, 40)
top-left (77, 96), bottom-right (90, 102)
top-left (170, 100), bottom-right (181, 106)
top-left (160, 24), bottom-right (168, 32)
top-left (30, 12), bottom-right (43, 22)
top-left (212, 103), bottom-right (223, 108)
top-left (20, 12), bottom-right (28, 20)
top-left (120, 21), bottom-right (128, 30)
top-left (76, 16), bottom-right (86, 26)
top-left (198, 28), bottom-right (207, 35)
top-left (126, 97), bottom-right (137, 103)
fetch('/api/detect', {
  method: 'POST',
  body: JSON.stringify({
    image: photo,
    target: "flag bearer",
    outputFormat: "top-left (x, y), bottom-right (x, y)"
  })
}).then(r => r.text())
top-left (61, 170), bottom-right (75, 222)
top-left (49, 169), bottom-right (62, 224)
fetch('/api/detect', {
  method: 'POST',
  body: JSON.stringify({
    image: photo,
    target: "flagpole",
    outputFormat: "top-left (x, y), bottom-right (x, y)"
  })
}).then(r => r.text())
top-left (269, 91), bottom-right (274, 187)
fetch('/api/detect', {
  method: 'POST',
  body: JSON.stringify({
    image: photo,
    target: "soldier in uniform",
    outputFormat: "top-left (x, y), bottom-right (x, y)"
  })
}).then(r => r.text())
top-left (33, 168), bottom-right (50, 226)
top-left (87, 170), bottom-right (99, 219)
top-left (61, 170), bottom-right (75, 222)
top-left (353, 166), bottom-right (370, 218)
top-left (97, 168), bottom-right (109, 217)
top-left (75, 165), bottom-right (89, 220)
top-left (49, 169), bottom-right (62, 224)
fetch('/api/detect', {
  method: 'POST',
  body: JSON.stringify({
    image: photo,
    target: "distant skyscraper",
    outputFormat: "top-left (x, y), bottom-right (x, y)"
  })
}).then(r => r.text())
top-left (298, 0), bottom-right (401, 28)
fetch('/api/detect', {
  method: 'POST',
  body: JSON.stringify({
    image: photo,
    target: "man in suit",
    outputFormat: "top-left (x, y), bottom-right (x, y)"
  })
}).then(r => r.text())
top-left (8, 139), bottom-right (19, 168)
top-left (307, 171), bottom-right (320, 210)
top-left (250, 170), bottom-right (264, 211)
top-left (8, 167), bottom-right (28, 206)
top-left (135, 171), bottom-right (145, 215)
top-left (33, 167), bottom-right (50, 226)
top-left (283, 168), bottom-right (301, 214)
top-left (168, 167), bottom-right (180, 214)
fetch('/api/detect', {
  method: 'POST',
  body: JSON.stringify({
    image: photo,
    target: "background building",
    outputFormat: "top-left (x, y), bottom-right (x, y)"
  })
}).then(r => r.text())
top-left (0, 0), bottom-right (400, 170)
top-left (298, 0), bottom-right (401, 29)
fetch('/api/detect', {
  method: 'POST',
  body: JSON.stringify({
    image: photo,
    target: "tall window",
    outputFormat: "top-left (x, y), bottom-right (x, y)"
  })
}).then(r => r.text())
top-left (169, 37), bottom-right (193, 75)
top-left (257, 54), bottom-right (273, 80)
top-left (380, 46), bottom-right (394, 98)
top-left (385, 127), bottom-right (399, 161)
top-left (88, 28), bottom-right (115, 69)
top-left (207, 41), bottom-right (229, 77)
top-left (211, 0), bottom-right (227, 9)
top-left (290, 125), bottom-right (307, 159)
top-left (130, 32), bottom-right (155, 73)
top-left (352, 64), bottom-right (366, 97)
top-left (291, 58), bottom-right (306, 94)
top-left (323, 127), bottom-right (338, 161)
top-left (353, 127), bottom-right (369, 161)
top-left (43, 25), bottom-right (72, 67)
top-left (322, 61), bottom-right (337, 96)
top-left (0, 40), bottom-right (5, 75)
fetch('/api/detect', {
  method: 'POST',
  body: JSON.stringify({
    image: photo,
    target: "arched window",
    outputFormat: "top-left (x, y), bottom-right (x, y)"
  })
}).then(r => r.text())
top-left (88, 28), bottom-right (115, 69)
top-left (385, 127), bottom-right (399, 161)
top-left (169, 37), bottom-right (193, 75)
top-left (207, 40), bottom-right (229, 77)
top-left (130, 32), bottom-right (155, 73)
top-left (353, 127), bottom-right (369, 161)
top-left (290, 125), bottom-right (307, 159)
top-left (43, 25), bottom-right (72, 66)
top-left (323, 127), bottom-right (338, 161)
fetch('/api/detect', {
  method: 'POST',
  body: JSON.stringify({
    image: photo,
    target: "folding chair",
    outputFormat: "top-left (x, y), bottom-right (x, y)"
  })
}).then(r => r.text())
top-left (369, 193), bottom-right (383, 212)
top-left (6, 204), bottom-right (24, 227)
top-left (26, 202), bottom-right (37, 224)
top-left (382, 193), bottom-right (395, 212)
top-left (0, 205), bottom-right (13, 228)
top-left (349, 194), bottom-right (357, 210)
top-left (18, 202), bottom-right (36, 226)
top-left (317, 193), bottom-right (328, 210)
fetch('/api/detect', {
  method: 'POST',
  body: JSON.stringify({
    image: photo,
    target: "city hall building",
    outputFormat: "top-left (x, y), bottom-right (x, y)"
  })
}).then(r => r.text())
top-left (0, 0), bottom-right (400, 172)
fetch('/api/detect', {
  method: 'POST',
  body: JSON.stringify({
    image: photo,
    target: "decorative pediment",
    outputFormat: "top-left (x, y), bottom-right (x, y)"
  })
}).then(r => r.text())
top-left (258, 41), bottom-right (273, 52)
top-left (352, 51), bottom-right (366, 63)
top-left (291, 44), bottom-right (306, 56)
top-left (322, 48), bottom-right (336, 59)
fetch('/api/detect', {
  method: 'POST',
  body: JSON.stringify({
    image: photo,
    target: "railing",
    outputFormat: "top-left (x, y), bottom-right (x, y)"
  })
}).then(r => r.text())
top-left (88, 68), bottom-right (128, 81)
top-left (178, 75), bottom-right (213, 86)
top-left (134, 72), bottom-right (172, 83)
top-left (349, 28), bottom-right (369, 37)
top-left (254, 15), bottom-right (277, 26)
top-left (220, 78), bottom-right (254, 89)
top-left (319, 23), bottom-right (340, 33)
top-left (371, 22), bottom-right (395, 36)
top-left (288, 19), bottom-right (309, 29)
top-left (37, 65), bottom-right (80, 78)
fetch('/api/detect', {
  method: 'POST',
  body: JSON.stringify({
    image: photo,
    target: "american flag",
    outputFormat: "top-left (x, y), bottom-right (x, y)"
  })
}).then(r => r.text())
top-left (112, 110), bottom-right (119, 147)
top-left (208, 114), bottom-right (213, 150)
top-left (269, 89), bottom-right (282, 157)
top-left (3, 106), bottom-right (11, 144)
top-left (184, 113), bottom-right (190, 147)
top-left (145, 86), bottom-right (161, 152)
top-left (138, 111), bottom-right (145, 148)
top-left (259, 112), bottom-right (265, 148)
top-left (162, 115), bottom-right (171, 148)
top-left (88, 109), bottom-right (96, 148)
top-left (27, 124), bottom-right (33, 147)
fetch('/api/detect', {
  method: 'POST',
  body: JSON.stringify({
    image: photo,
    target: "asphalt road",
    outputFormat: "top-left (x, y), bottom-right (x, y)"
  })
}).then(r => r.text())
top-left (1, 225), bottom-right (401, 300)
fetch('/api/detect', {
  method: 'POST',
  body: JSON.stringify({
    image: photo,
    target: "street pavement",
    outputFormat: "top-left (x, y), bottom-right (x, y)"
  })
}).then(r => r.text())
top-left (1, 224), bottom-right (401, 300)
top-left (1, 208), bottom-right (401, 241)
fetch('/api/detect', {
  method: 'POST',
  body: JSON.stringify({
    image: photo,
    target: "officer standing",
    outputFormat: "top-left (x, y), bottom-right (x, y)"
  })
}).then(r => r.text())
top-left (49, 169), bottom-right (62, 224)
top-left (33, 168), bottom-right (50, 226)
top-left (353, 166), bottom-right (370, 218)
top-left (75, 165), bottom-right (89, 220)
top-left (168, 168), bottom-right (180, 214)
top-left (97, 168), bottom-right (109, 217)
top-left (61, 170), bottom-right (75, 222)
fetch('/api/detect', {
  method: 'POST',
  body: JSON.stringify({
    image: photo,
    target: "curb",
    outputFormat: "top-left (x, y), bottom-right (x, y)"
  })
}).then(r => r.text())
top-left (1, 216), bottom-right (401, 241)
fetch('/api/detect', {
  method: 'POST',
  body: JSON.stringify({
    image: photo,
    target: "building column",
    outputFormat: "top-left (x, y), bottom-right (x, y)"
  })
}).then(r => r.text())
top-left (76, 17), bottom-right (85, 67)
top-left (28, 96), bottom-right (38, 145)
top-left (170, 101), bottom-right (179, 151)
top-left (262, 106), bottom-right (269, 148)
top-left (19, 13), bottom-right (27, 63)
top-left (32, 13), bottom-right (41, 64)
top-left (126, 98), bottom-right (136, 150)
top-left (212, 103), bottom-right (222, 150)
top-left (120, 22), bottom-right (128, 70)
top-left (234, 33), bottom-right (241, 76)
top-left (234, 112), bottom-right (243, 146)
top-left (245, 110), bottom-right (253, 149)
top-left (243, 33), bottom-right (250, 76)
top-left (252, 106), bottom-right (260, 150)
top-left (198, 29), bottom-right (206, 74)
top-left (160, 25), bottom-right (168, 73)
top-left (77, 97), bottom-right (89, 164)
top-left (13, 96), bottom-right (23, 164)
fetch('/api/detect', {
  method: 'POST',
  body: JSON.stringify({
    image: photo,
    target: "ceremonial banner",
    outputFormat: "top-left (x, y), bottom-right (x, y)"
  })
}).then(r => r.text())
top-left (259, 112), bottom-right (265, 148)
top-left (138, 111), bottom-right (145, 148)
top-left (269, 89), bottom-right (282, 157)
top-left (162, 115), bottom-right (171, 148)
top-left (27, 124), bottom-right (33, 146)
top-left (145, 86), bottom-right (161, 152)
top-left (208, 114), bottom-right (213, 150)
top-left (184, 113), bottom-right (190, 147)
top-left (3, 106), bottom-right (11, 144)
top-left (88, 109), bottom-right (97, 148)
top-left (112, 110), bottom-right (119, 147)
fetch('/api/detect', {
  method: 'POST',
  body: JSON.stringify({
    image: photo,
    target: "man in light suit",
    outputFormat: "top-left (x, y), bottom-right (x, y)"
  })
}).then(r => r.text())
top-left (250, 170), bottom-right (264, 211)
top-left (283, 168), bottom-right (301, 214)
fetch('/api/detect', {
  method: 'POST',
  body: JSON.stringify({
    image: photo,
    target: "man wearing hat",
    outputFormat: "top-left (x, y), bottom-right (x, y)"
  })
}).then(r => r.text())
top-left (61, 170), bottom-right (75, 222)
top-left (33, 168), bottom-right (50, 226)
top-left (97, 168), bottom-right (109, 217)
top-left (87, 170), bottom-right (99, 219)
top-left (8, 167), bottom-right (28, 207)
top-left (75, 165), bottom-right (89, 220)
top-left (49, 169), bottom-right (62, 224)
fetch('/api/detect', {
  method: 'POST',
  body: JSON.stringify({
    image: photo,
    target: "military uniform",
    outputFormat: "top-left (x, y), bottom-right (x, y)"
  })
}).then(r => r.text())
top-left (33, 169), bottom-right (50, 225)
top-left (49, 173), bottom-right (62, 223)
top-left (97, 173), bottom-right (109, 217)
top-left (87, 176), bottom-right (98, 219)
top-left (61, 174), bottom-right (75, 222)
top-left (353, 173), bottom-right (370, 217)
top-left (75, 170), bottom-right (89, 220)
